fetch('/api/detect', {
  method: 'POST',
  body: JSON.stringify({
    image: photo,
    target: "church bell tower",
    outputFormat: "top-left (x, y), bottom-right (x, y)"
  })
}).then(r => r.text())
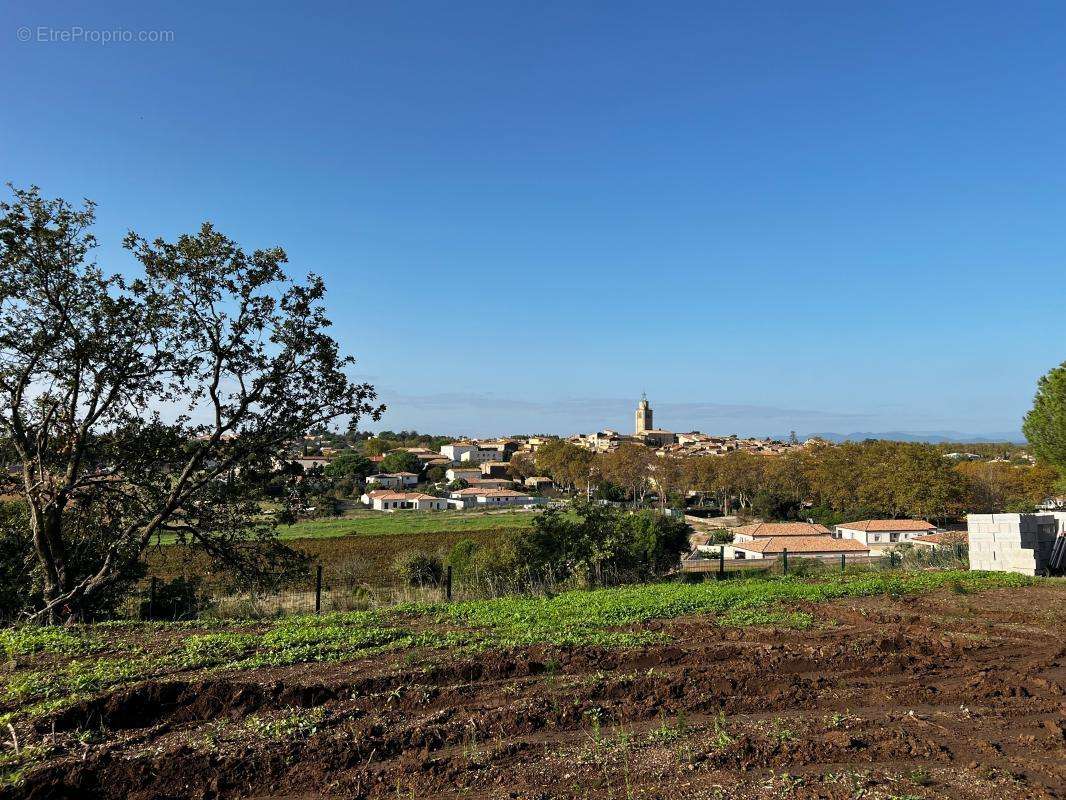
top-left (635, 393), bottom-right (653, 434)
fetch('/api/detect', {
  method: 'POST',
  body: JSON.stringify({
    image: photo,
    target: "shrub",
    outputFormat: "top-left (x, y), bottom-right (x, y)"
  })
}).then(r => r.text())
top-left (707, 528), bottom-right (735, 545)
top-left (0, 502), bottom-right (35, 620)
top-left (392, 549), bottom-right (445, 587)
top-left (447, 538), bottom-right (481, 576)
top-left (140, 576), bottom-right (209, 620)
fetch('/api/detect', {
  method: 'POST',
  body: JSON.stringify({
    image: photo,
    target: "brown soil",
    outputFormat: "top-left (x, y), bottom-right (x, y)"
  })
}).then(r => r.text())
top-left (7, 585), bottom-right (1066, 800)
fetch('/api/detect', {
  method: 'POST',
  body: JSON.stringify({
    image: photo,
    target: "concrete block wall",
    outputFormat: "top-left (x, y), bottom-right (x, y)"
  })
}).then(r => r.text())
top-left (967, 513), bottom-right (1061, 575)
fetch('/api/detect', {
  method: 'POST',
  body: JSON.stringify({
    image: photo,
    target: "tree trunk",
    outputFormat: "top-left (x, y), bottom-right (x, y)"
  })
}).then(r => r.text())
top-left (29, 504), bottom-right (83, 624)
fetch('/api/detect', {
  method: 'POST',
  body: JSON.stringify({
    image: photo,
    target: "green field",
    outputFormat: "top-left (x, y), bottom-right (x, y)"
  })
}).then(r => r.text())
top-left (272, 509), bottom-right (537, 540)
top-left (0, 570), bottom-right (1037, 731)
top-left (152, 509), bottom-right (539, 546)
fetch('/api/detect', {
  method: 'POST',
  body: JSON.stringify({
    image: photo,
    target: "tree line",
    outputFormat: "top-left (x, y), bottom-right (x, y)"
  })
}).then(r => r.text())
top-left (529, 438), bottom-right (1058, 525)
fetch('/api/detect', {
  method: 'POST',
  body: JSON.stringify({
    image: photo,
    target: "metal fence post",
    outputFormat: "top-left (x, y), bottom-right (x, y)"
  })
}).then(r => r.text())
top-left (782, 548), bottom-right (788, 575)
top-left (718, 546), bottom-right (725, 579)
top-left (314, 565), bottom-right (323, 614)
top-left (446, 565), bottom-right (453, 601)
top-left (841, 553), bottom-right (846, 574)
top-left (148, 576), bottom-right (158, 620)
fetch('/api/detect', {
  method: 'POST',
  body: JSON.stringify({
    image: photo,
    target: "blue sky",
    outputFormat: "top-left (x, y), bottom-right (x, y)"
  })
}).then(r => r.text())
top-left (3, 1), bottom-right (1063, 439)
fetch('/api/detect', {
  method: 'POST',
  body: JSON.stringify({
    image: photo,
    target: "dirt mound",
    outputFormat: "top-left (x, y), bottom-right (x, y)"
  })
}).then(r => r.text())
top-left (43, 679), bottom-right (341, 733)
top-left (7, 585), bottom-right (1066, 800)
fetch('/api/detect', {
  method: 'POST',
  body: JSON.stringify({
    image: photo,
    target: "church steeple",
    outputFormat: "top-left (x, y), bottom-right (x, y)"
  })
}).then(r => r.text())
top-left (635, 393), bottom-right (653, 434)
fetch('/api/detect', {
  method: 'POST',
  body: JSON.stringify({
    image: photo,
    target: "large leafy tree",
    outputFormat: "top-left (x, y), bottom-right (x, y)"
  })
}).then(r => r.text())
top-left (0, 186), bottom-right (382, 622)
top-left (380, 450), bottom-right (421, 474)
top-left (323, 451), bottom-right (374, 480)
top-left (1023, 362), bottom-right (1066, 480)
top-left (602, 443), bottom-right (653, 503)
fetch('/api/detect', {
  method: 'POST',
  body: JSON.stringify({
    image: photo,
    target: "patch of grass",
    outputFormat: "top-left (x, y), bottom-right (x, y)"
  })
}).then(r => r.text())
top-left (0, 627), bottom-right (104, 660)
top-left (0, 744), bottom-right (50, 790)
top-left (159, 510), bottom-right (537, 544)
top-left (243, 613), bottom-right (413, 667)
top-left (245, 706), bottom-right (327, 740)
top-left (174, 633), bottom-right (259, 669)
top-left (416, 570), bottom-right (1031, 648)
top-left (1, 654), bottom-right (154, 707)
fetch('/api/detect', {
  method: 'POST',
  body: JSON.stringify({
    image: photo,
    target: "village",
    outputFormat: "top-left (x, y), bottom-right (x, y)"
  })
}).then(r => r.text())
top-left (288, 395), bottom-right (1065, 577)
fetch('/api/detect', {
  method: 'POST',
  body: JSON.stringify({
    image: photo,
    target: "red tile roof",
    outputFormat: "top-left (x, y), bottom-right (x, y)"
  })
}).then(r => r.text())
top-left (912, 530), bottom-right (968, 545)
top-left (837, 519), bottom-right (936, 532)
top-left (733, 522), bottom-right (831, 538)
top-left (735, 536), bottom-right (869, 554)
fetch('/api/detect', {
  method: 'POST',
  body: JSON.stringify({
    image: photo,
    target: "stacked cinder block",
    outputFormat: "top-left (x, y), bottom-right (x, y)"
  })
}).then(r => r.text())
top-left (967, 513), bottom-right (1063, 576)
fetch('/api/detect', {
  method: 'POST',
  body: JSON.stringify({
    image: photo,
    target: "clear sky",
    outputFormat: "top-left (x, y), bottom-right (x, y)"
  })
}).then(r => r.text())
top-left (3, 1), bottom-right (1063, 440)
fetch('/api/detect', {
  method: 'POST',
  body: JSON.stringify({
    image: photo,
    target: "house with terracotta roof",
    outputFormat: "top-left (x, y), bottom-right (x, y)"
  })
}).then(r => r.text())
top-left (369, 491), bottom-right (447, 512)
top-left (730, 536), bottom-right (870, 560)
top-left (466, 478), bottom-right (515, 490)
top-left (732, 522), bottom-right (832, 543)
top-left (447, 486), bottom-right (538, 509)
top-left (834, 519), bottom-right (938, 550)
top-left (360, 488), bottom-right (390, 504)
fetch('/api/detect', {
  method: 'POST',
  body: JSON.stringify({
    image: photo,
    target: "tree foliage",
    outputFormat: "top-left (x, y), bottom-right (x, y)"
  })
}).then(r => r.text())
top-left (1023, 361), bottom-right (1066, 479)
top-left (380, 450), bottom-right (421, 474)
top-left (323, 451), bottom-right (374, 480)
top-left (0, 186), bottom-right (382, 621)
top-left (512, 500), bottom-right (690, 583)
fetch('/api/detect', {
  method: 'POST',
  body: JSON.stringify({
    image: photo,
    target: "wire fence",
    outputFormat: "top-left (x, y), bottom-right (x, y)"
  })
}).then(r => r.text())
top-left (122, 543), bottom-right (971, 622)
top-left (680, 543), bottom-right (969, 579)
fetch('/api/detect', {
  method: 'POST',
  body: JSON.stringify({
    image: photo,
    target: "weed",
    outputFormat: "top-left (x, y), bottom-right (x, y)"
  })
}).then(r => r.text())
top-left (245, 707), bottom-right (327, 740)
top-left (770, 718), bottom-right (796, 744)
top-left (647, 709), bottom-right (688, 745)
top-left (709, 712), bottom-right (734, 751)
top-left (909, 767), bottom-right (933, 786)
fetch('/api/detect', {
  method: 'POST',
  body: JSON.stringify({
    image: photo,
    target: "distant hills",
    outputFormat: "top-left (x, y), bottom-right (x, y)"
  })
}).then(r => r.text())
top-left (799, 431), bottom-right (1025, 444)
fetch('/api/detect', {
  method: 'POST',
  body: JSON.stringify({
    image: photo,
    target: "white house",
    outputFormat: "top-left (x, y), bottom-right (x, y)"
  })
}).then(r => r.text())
top-left (467, 478), bottom-right (514, 489)
top-left (461, 448), bottom-right (503, 465)
top-left (440, 443), bottom-right (478, 462)
top-left (366, 472), bottom-right (419, 490)
top-left (447, 487), bottom-right (538, 508)
top-left (370, 491), bottom-right (447, 512)
top-left (834, 519), bottom-right (938, 549)
top-left (475, 488), bottom-right (536, 507)
top-left (730, 536), bottom-right (870, 560)
top-left (447, 487), bottom-right (487, 508)
top-left (445, 467), bottom-right (482, 483)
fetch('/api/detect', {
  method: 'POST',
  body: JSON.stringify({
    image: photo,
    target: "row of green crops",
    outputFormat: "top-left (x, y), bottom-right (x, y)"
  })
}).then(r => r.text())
top-left (1, 570), bottom-right (1037, 726)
